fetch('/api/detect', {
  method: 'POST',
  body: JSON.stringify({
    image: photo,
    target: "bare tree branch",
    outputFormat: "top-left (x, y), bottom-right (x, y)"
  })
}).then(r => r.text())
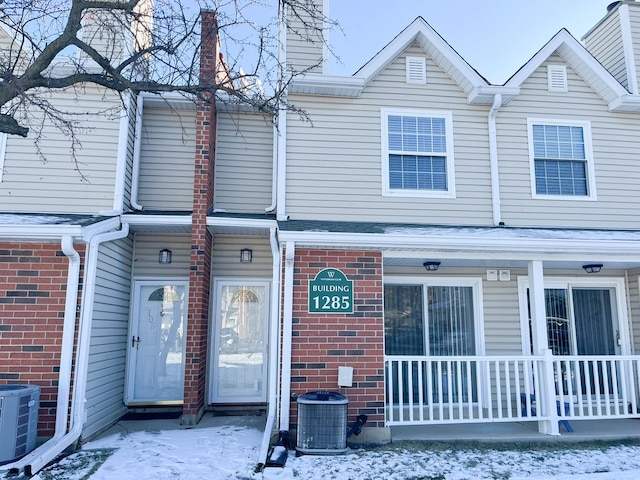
top-left (0, 0), bottom-right (335, 140)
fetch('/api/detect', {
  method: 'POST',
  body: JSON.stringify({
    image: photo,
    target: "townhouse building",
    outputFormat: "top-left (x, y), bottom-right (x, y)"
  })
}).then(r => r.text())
top-left (4, 0), bottom-right (640, 474)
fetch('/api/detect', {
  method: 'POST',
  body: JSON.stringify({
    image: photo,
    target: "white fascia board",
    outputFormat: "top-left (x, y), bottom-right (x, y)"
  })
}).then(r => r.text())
top-left (80, 217), bottom-right (122, 241)
top-left (288, 74), bottom-right (365, 97)
top-left (609, 93), bottom-right (640, 112)
top-left (140, 92), bottom-right (197, 110)
top-left (0, 225), bottom-right (85, 240)
top-left (276, 230), bottom-right (640, 259)
top-left (207, 217), bottom-right (278, 230)
top-left (506, 29), bottom-right (628, 100)
top-left (468, 86), bottom-right (520, 105)
top-left (355, 17), bottom-right (488, 92)
top-left (121, 214), bottom-right (192, 227)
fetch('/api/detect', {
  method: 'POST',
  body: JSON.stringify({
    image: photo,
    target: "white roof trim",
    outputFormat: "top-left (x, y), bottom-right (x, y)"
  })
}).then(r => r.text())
top-left (277, 228), bottom-right (640, 261)
top-left (505, 29), bottom-right (628, 102)
top-left (207, 217), bottom-right (278, 229)
top-left (290, 17), bottom-right (488, 98)
top-left (121, 214), bottom-right (193, 226)
top-left (356, 17), bottom-right (488, 93)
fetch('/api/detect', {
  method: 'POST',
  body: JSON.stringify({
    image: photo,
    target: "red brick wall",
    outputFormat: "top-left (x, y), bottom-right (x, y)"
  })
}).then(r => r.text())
top-left (0, 242), bottom-right (84, 436)
top-left (289, 249), bottom-right (385, 428)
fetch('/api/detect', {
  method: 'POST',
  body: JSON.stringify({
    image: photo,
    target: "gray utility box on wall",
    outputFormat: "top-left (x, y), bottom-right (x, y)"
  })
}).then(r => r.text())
top-left (296, 391), bottom-right (348, 454)
top-left (0, 385), bottom-right (40, 464)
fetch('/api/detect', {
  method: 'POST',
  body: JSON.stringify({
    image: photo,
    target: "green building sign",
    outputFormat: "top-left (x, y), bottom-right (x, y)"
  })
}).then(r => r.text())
top-left (308, 268), bottom-right (353, 313)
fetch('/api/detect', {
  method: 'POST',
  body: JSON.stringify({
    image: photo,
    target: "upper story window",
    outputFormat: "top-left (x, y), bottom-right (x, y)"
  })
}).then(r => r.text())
top-left (528, 119), bottom-right (596, 200)
top-left (381, 108), bottom-right (455, 198)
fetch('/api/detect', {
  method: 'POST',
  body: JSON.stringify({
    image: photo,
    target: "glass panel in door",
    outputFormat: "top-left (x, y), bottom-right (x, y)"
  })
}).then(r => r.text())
top-left (211, 281), bottom-right (269, 403)
top-left (127, 282), bottom-right (187, 404)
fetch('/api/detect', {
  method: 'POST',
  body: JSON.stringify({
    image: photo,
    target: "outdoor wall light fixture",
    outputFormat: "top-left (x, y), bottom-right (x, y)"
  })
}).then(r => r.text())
top-left (423, 261), bottom-right (441, 271)
top-left (582, 263), bottom-right (603, 274)
top-left (240, 248), bottom-right (253, 263)
top-left (159, 248), bottom-right (172, 264)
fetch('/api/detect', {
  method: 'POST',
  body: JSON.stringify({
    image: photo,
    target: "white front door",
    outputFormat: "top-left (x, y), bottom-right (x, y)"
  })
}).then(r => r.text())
top-left (126, 280), bottom-right (188, 405)
top-left (210, 280), bottom-right (270, 403)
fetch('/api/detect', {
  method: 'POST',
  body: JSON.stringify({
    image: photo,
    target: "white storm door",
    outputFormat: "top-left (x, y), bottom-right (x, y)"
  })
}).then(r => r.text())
top-left (211, 280), bottom-right (270, 403)
top-left (126, 280), bottom-right (188, 405)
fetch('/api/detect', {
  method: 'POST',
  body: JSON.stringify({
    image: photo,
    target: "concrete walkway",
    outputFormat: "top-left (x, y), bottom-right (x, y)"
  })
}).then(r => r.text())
top-left (93, 412), bottom-right (267, 442)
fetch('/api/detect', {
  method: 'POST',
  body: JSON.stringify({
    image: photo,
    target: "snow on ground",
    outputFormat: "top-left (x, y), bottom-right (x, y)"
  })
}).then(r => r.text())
top-left (16, 426), bottom-right (640, 480)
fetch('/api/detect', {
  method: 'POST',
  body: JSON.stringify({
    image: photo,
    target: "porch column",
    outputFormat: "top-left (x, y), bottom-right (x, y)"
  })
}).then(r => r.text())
top-left (528, 260), bottom-right (559, 435)
top-left (528, 260), bottom-right (548, 355)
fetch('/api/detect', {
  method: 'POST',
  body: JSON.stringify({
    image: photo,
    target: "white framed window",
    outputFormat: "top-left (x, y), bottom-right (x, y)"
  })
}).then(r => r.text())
top-left (383, 276), bottom-right (485, 357)
top-left (406, 56), bottom-right (426, 84)
top-left (527, 118), bottom-right (596, 200)
top-left (0, 133), bottom-right (6, 182)
top-left (548, 65), bottom-right (568, 92)
top-left (381, 108), bottom-right (455, 198)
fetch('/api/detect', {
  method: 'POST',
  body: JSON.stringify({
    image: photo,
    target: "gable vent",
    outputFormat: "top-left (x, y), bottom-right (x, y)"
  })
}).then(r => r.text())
top-left (406, 57), bottom-right (427, 84)
top-left (548, 65), bottom-right (568, 92)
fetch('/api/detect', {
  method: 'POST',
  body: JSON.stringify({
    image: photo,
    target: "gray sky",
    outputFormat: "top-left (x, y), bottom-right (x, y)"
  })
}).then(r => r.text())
top-left (324, 0), bottom-right (617, 84)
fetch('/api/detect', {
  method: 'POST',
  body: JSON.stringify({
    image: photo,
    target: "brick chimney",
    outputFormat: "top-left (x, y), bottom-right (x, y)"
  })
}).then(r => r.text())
top-left (182, 9), bottom-right (218, 425)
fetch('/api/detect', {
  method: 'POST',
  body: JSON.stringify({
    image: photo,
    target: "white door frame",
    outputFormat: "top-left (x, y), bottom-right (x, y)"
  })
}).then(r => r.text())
top-left (209, 278), bottom-right (271, 403)
top-left (125, 278), bottom-right (189, 405)
top-left (517, 276), bottom-right (631, 355)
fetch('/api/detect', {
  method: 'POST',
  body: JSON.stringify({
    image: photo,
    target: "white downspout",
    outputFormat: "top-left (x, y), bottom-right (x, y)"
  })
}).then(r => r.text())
top-left (265, 125), bottom-right (279, 213)
top-left (3, 236), bottom-right (80, 476)
top-left (279, 241), bottom-right (295, 431)
top-left (110, 91), bottom-right (131, 214)
top-left (275, 0), bottom-right (288, 221)
top-left (256, 227), bottom-right (283, 470)
top-left (130, 94), bottom-right (144, 210)
top-left (11, 225), bottom-right (131, 476)
top-left (489, 93), bottom-right (503, 226)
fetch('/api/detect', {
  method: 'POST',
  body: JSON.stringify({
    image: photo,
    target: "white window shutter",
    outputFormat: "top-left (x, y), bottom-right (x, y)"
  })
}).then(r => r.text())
top-left (548, 65), bottom-right (568, 92)
top-left (406, 57), bottom-right (427, 84)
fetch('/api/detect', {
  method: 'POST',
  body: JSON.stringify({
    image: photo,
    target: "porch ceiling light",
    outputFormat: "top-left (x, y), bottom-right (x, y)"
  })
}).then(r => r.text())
top-left (582, 263), bottom-right (603, 274)
top-left (159, 248), bottom-right (172, 264)
top-left (240, 248), bottom-right (253, 263)
top-left (423, 261), bottom-right (441, 271)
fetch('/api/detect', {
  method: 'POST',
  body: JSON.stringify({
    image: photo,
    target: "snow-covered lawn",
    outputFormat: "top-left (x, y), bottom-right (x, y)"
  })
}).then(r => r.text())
top-left (5, 426), bottom-right (640, 480)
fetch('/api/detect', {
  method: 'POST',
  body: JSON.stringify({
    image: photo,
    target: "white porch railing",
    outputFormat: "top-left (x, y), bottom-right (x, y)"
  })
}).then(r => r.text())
top-left (384, 351), bottom-right (640, 427)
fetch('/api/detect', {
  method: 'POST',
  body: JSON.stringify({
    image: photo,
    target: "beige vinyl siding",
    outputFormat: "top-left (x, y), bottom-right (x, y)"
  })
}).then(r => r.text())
top-left (83, 237), bottom-right (133, 439)
top-left (584, 9), bottom-right (627, 89)
top-left (212, 235), bottom-right (273, 278)
top-left (286, 44), bottom-right (493, 225)
top-left (137, 108), bottom-right (196, 210)
top-left (498, 54), bottom-right (640, 229)
top-left (286, 1), bottom-right (324, 74)
top-left (214, 112), bottom-right (273, 213)
top-left (132, 233), bottom-right (191, 277)
top-left (0, 85), bottom-right (121, 214)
